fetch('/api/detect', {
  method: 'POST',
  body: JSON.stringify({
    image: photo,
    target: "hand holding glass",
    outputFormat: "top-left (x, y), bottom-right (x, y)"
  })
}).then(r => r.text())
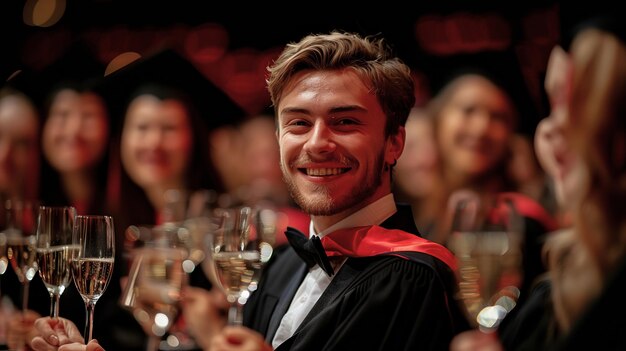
top-left (71, 215), bottom-right (115, 343)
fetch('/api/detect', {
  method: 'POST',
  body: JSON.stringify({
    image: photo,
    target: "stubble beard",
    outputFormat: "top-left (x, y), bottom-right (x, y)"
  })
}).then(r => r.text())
top-left (282, 152), bottom-right (385, 216)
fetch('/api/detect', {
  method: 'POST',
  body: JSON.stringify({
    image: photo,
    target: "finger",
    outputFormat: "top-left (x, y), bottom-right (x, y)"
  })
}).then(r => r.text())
top-left (52, 320), bottom-right (74, 345)
top-left (34, 317), bottom-right (61, 346)
top-left (62, 320), bottom-right (87, 344)
top-left (86, 339), bottom-right (105, 351)
top-left (31, 336), bottom-right (59, 351)
top-left (450, 331), bottom-right (503, 351)
top-left (222, 326), bottom-right (272, 351)
top-left (209, 333), bottom-right (228, 351)
top-left (58, 343), bottom-right (87, 351)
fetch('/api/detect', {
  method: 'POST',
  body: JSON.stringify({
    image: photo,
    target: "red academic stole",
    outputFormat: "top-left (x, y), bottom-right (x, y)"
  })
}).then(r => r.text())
top-left (321, 225), bottom-right (458, 271)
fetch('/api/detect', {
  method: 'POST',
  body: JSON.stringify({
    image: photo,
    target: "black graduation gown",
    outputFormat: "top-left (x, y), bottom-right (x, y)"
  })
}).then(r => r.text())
top-left (552, 255), bottom-right (626, 351)
top-left (498, 254), bottom-right (626, 351)
top-left (243, 204), bottom-right (471, 350)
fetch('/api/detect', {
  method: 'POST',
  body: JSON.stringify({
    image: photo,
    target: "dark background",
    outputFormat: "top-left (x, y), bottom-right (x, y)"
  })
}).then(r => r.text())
top-left (0, 1), bottom-right (616, 136)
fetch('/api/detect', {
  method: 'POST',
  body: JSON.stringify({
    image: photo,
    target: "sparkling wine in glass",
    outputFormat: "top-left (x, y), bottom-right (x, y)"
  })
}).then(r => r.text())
top-left (35, 205), bottom-right (77, 319)
top-left (120, 225), bottom-right (187, 351)
top-left (208, 205), bottom-right (274, 325)
top-left (5, 199), bottom-right (39, 313)
top-left (446, 190), bottom-right (524, 332)
top-left (0, 231), bottom-right (6, 278)
top-left (71, 215), bottom-right (115, 343)
top-left (181, 189), bottom-right (218, 272)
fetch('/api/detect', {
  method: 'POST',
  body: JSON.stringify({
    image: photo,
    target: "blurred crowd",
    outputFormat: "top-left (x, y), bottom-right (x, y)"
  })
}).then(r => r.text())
top-left (0, 8), bottom-right (624, 351)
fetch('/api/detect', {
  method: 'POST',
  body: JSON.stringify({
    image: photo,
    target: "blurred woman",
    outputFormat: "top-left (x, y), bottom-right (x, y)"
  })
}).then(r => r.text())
top-left (38, 82), bottom-right (112, 216)
top-left (37, 43), bottom-right (113, 216)
top-left (101, 49), bottom-right (245, 351)
top-left (2, 44), bottom-right (119, 350)
top-left (0, 82), bottom-right (41, 350)
top-left (0, 86), bottom-right (40, 202)
top-left (104, 49), bottom-right (243, 234)
top-left (425, 66), bottom-right (557, 304)
top-left (451, 14), bottom-right (626, 351)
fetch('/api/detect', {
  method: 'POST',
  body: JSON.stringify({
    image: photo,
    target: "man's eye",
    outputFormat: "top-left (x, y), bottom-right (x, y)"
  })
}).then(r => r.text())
top-left (287, 119), bottom-right (310, 127)
top-left (336, 118), bottom-right (358, 125)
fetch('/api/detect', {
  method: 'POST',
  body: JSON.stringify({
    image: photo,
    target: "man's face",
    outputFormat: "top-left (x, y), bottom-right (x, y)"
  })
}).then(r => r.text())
top-left (276, 69), bottom-right (403, 223)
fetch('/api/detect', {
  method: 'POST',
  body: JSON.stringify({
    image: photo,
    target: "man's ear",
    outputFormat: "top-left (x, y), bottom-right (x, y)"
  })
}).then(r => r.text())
top-left (386, 126), bottom-right (405, 166)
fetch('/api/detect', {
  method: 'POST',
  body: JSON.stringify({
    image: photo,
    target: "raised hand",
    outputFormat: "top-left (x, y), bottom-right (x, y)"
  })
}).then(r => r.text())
top-left (210, 326), bottom-right (273, 351)
top-left (182, 286), bottom-right (229, 349)
top-left (449, 329), bottom-right (504, 351)
top-left (7, 309), bottom-right (40, 350)
top-left (30, 317), bottom-right (85, 350)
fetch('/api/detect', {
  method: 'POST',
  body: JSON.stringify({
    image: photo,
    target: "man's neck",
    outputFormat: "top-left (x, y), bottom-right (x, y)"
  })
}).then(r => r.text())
top-left (310, 193), bottom-right (397, 237)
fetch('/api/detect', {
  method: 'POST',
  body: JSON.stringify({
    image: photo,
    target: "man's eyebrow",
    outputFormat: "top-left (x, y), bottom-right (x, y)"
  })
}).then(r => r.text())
top-left (280, 105), bottom-right (366, 115)
top-left (280, 107), bottom-right (310, 115)
top-left (328, 105), bottom-right (367, 114)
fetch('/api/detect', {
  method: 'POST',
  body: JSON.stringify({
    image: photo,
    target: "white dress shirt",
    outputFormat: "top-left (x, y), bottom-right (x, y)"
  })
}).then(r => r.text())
top-left (271, 193), bottom-right (397, 348)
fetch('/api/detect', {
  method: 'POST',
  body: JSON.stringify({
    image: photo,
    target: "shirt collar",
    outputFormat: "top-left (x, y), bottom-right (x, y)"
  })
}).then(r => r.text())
top-left (309, 193), bottom-right (397, 238)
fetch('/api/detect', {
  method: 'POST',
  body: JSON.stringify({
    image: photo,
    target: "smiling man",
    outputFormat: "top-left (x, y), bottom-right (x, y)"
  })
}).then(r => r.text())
top-left (210, 31), bottom-right (471, 351)
top-left (28, 32), bottom-right (471, 351)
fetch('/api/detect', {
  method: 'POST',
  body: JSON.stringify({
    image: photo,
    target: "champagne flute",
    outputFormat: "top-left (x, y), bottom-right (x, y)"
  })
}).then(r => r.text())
top-left (5, 198), bottom-right (39, 314)
top-left (446, 190), bottom-right (524, 332)
top-left (0, 231), bottom-right (6, 280)
top-left (208, 205), bottom-right (273, 325)
top-left (120, 225), bottom-right (187, 351)
top-left (181, 189), bottom-right (218, 272)
top-left (35, 205), bottom-right (77, 319)
top-left (0, 195), bottom-right (9, 277)
top-left (71, 215), bottom-right (115, 343)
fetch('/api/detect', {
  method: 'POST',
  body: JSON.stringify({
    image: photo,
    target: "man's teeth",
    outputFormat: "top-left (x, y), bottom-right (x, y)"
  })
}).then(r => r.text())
top-left (306, 168), bottom-right (346, 176)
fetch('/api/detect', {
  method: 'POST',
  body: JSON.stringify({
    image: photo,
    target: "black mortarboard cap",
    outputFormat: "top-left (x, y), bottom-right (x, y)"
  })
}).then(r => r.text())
top-left (6, 40), bottom-right (105, 112)
top-left (3, 68), bottom-right (39, 101)
top-left (424, 49), bottom-right (540, 136)
top-left (95, 48), bottom-right (246, 134)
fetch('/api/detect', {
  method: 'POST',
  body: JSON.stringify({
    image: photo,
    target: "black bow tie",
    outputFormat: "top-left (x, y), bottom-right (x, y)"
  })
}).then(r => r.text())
top-left (285, 226), bottom-right (335, 277)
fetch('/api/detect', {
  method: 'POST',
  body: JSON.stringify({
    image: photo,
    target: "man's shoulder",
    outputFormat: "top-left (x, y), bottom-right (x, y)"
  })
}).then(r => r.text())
top-left (346, 251), bottom-right (459, 298)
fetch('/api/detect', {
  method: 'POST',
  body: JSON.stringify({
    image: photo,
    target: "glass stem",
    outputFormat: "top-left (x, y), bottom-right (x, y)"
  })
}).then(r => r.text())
top-left (84, 301), bottom-right (95, 343)
top-left (21, 281), bottom-right (30, 312)
top-left (228, 302), bottom-right (243, 325)
top-left (50, 293), bottom-right (61, 318)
